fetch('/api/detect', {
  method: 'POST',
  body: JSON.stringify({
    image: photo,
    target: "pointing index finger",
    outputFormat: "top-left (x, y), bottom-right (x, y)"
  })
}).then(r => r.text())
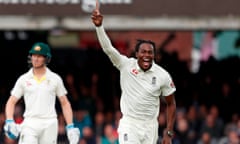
top-left (96, 0), bottom-right (100, 14)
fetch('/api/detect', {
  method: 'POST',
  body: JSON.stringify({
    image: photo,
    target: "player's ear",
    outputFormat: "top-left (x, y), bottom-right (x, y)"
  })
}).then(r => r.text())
top-left (45, 56), bottom-right (51, 65)
top-left (135, 51), bottom-right (139, 58)
top-left (27, 55), bottom-right (32, 68)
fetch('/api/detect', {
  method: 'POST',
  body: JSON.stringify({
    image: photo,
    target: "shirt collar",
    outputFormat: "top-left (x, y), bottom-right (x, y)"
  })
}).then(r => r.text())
top-left (27, 67), bottom-right (50, 78)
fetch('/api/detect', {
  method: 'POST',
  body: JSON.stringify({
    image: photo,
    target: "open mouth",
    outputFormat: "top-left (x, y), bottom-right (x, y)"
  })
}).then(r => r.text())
top-left (143, 58), bottom-right (151, 67)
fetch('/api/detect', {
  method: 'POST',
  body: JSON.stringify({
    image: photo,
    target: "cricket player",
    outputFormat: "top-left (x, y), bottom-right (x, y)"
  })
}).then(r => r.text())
top-left (4, 42), bottom-right (80, 144)
top-left (91, 6), bottom-right (177, 144)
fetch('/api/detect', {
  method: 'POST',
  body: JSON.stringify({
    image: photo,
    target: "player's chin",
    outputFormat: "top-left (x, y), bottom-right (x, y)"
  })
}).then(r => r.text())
top-left (140, 63), bottom-right (152, 71)
top-left (32, 64), bottom-right (45, 68)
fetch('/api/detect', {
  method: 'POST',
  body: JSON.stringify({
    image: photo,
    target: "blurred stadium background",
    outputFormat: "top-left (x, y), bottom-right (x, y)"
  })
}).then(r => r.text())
top-left (1, 0), bottom-right (240, 143)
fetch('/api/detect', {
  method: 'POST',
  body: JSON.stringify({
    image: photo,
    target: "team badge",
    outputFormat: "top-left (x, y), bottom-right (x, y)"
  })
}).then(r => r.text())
top-left (34, 46), bottom-right (41, 51)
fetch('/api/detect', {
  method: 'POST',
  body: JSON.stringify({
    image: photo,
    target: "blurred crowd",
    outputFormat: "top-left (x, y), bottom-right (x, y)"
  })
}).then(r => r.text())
top-left (0, 45), bottom-right (240, 144)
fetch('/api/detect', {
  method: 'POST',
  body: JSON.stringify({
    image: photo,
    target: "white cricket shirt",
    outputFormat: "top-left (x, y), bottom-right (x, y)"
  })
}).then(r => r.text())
top-left (11, 68), bottom-right (67, 119)
top-left (96, 26), bottom-right (176, 121)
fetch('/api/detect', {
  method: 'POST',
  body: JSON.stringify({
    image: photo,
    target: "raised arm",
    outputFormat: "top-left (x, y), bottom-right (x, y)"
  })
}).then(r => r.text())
top-left (91, 8), bottom-right (124, 68)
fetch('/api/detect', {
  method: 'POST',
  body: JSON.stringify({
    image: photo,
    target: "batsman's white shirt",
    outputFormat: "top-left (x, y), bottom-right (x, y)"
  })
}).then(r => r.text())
top-left (11, 68), bottom-right (67, 119)
top-left (96, 26), bottom-right (176, 121)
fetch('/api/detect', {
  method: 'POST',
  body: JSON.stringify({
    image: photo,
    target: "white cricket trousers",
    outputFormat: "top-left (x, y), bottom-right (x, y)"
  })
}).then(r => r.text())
top-left (117, 116), bottom-right (158, 144)
top-left (18, 118), bottom-right (58, 144)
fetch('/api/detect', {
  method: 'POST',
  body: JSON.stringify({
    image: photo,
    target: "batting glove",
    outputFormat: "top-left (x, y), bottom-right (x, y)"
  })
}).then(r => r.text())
top-left (4, 119), bottom-right (20, 140)
top-left (66, 123), bottom-right (80, 144)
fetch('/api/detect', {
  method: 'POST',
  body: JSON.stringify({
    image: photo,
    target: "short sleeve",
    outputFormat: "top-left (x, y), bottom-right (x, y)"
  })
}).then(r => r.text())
top-left (11, 77), bottom-right (24, 99)
top-left (56, 75), bottom-right (67, 97)
top-left (161, 73), bottom-right (176, 96)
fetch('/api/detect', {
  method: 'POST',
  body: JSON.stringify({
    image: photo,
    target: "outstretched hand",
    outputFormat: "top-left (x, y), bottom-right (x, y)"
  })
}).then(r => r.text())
top-left (91, 0), bottom-right (103, 27)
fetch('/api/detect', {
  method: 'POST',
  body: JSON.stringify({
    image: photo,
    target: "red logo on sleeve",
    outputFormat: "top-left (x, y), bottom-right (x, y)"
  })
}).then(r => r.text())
top-left (170, 82), bottom-right (175, 88)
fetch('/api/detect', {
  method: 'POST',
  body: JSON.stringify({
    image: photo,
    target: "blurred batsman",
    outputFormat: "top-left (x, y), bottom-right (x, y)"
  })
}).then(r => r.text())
top-left (91, 2), bottom-right (177, 144)
top-left (4, 42), bottom-right (80, 144)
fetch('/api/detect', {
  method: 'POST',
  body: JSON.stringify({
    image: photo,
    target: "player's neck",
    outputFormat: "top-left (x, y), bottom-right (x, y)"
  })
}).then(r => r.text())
top-left (33, 66), bottom-right (46, 78)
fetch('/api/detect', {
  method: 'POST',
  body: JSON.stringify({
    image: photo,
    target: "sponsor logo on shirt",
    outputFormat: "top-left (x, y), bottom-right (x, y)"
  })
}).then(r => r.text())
top-left (170, 81), bottom-right (175, 88)
top-left (152, 76), bottom-right (156, 85)
top-left (124, 133), bottom-right (128, 141)
top-left (26, 81), bottom-right (32, 86)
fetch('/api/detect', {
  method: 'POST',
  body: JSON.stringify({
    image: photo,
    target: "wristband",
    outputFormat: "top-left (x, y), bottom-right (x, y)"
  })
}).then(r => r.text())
top-left (5, 119), bottom-right (14, 123)
top-left (66, 123), bottom-right (74, 130)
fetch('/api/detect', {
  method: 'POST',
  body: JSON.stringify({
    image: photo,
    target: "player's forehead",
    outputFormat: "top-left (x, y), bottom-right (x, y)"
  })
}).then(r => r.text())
top-left (31, 54), bottom-right (45, 57)
top-left (139, 43), bottom-right (154, 51)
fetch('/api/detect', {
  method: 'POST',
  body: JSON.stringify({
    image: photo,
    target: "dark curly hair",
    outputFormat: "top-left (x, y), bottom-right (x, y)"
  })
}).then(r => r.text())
top-left (134, 39), bottom-right (156, 53)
